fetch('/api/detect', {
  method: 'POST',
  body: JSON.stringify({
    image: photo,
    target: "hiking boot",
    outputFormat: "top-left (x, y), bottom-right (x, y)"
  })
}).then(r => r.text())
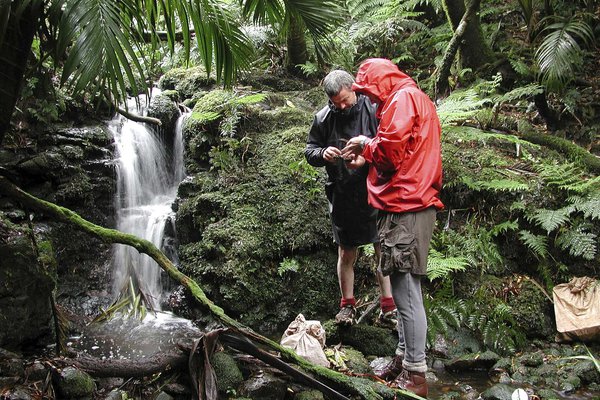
top-left (374, 354), bottom-right (403, 381)
top-left (375, 308), bottom-right (397, 330)
top-left (390, 369), bottom-right (428, 398)
top-left (335, 305), bottom-right (356, 325)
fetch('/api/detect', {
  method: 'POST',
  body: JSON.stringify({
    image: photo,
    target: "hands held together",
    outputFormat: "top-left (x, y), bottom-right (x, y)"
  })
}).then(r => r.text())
top-left (322, 135), bottom-right (370, 169)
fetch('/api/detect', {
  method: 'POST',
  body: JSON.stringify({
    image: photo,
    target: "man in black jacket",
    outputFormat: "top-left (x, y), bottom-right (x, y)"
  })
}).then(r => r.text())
top-left (304, 70), bottom-right (395, 326)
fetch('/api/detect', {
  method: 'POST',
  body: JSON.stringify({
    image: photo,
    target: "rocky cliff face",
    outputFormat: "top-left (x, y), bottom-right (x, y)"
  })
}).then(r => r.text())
top-left (0, 123), bottom-right (116, 349)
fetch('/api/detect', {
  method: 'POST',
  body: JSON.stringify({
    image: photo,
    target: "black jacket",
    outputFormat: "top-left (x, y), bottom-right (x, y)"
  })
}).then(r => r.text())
top-left (304, 94), bottom-right (378, 188)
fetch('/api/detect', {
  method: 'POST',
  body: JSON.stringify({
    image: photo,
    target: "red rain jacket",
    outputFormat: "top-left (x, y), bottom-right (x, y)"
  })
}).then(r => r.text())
top-left (352, 58), bottom-right (444, 213)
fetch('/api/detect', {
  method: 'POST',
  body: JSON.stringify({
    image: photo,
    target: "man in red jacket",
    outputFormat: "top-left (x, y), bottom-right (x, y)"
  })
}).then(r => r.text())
top-left (342, 58), bottom-right (443, 398)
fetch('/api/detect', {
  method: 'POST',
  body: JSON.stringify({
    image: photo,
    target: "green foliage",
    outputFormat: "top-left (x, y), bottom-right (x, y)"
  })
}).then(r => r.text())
top-left (426, 249), bottom-right (468, 281)
top-left (555, 225), bottom-right (597, 260)
top-left (278, 257), bottom-right (300, 276)
top-left (518, 230), bottom-right (549, 260)
top-left (534, 14), bottom-right (595, 93)
top-left (526, 207), bottom-right (573, 233)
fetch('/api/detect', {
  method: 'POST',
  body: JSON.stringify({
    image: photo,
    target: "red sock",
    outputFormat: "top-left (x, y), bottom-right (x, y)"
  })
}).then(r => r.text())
top-left (380, 296), bottom-right (396, 313)
top-left (340, 297), bottom-right (356, 308)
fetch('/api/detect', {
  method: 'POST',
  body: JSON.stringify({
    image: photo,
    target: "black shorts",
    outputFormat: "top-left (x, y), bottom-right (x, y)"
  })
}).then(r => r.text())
top-left (326, 181), bottom-right (379, 248)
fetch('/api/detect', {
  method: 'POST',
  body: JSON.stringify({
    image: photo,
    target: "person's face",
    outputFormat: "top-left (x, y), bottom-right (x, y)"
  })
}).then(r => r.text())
top-left (330, 87), bottom-right (357, 111)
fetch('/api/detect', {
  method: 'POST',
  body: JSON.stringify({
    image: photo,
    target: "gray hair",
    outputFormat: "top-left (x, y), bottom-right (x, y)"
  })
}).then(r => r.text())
top-left (323, 70), bottom-right (355, 97)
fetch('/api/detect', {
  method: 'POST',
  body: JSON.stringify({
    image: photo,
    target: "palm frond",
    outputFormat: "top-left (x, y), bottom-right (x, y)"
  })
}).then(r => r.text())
top-left (535, 16), bottom-right (594, 92)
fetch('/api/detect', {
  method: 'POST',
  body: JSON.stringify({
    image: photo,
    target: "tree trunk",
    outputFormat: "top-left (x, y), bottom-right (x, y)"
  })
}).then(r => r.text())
top-left (435, 0), bottom-right (482, 98)
top-left (286, 14), bottom-right (308, 75)
top-left (0, 176), bottom-right (415, 400)
top-left (0, 1), bottom-right (43, 145)
top-left (442, 0), bottom-right (494, 70)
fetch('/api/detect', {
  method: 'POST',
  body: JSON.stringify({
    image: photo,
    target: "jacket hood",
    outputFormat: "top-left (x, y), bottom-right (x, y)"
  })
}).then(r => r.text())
top-left (352, 58), bottom-right (417, 106)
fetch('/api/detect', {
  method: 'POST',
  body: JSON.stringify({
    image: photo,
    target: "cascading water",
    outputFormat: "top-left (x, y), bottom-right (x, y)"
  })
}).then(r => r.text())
top-left (109, 95), bottom-right (187, 310)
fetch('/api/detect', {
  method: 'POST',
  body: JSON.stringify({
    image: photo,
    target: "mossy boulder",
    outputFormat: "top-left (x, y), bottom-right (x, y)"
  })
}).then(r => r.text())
top-left (147, 93), bottom-right (180, 133)
top-left (507, 280), bottom-right (554, 340)
top-left (53, 366), bottom-right (96, 399)
top-left (212, 351), bottom-right (244, 394)
top-left (158, 66), bottom-right (216, 99)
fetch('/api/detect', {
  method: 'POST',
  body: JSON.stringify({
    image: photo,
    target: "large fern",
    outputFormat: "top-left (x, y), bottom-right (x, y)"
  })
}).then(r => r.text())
top-left (518, 230), bottom-right (549, 260)
top-left (427, 249), bottom-right (468, 281)
top-left (556, 225), bottom-right (597, 260)
top-left (526, 207), bottom-right (573, 233)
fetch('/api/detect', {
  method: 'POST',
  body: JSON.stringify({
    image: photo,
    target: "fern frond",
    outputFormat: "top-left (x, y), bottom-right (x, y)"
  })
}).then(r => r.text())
top-left (347, 0), bottom-right (387, 19)
top-left (437, 88), bottom-right (493, 125)
top-left (519, 230), bottom-right (549, 259)
top-left (556, 228), bottom-right (597, 260)
top-left (460, 177), bottom-right (528, 193)
top-left (508, 57), bottom-right (534, 78)
top-left (427, 249), bottom-right (469, 281)
top-left (536, 162), bottom-right (582, 189)
top-left (526, 207), bottom-right (573, 233)
top-left (568, 193), bottom-right (600, 220)
top-left (497, 83), bottom-right (544, 104)
top-left (491, 220), bottom-right (519, 236)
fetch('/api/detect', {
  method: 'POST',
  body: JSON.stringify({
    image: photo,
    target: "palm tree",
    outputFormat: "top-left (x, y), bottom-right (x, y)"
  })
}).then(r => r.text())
top-left (0, 0), bottom-right (341, 144)
top-left (238, 0), bottom-right (345, 73)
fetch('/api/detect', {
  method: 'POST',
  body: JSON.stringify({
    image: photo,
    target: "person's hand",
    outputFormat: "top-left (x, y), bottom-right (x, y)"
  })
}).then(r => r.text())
top-left (345, 155), bottom-right (366, 170)
top-left (322, 146), bottom-right (342, 163)
top-left (341, 135), bottom-right (369, 158)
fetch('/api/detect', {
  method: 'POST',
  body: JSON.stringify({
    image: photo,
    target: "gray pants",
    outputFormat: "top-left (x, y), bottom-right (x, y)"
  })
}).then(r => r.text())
top-left (377, 208), bottom-right (436, 373)
top-left (391, 272), bottom-right (427, 372)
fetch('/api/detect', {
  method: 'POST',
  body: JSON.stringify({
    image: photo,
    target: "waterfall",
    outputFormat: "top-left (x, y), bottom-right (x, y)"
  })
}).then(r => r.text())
top-left (109, 96), bottom-right (187, 310)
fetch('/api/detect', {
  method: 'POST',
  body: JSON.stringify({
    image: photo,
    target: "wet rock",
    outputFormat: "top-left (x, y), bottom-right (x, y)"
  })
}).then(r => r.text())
top-left (212, 351), bottom-right (244, 394)
top-left (334, 323), bottom-right (397, 357)
top-left (294, 389), bottom-right (325, 400)
top-left (155, 392), bottom-right (175, 400)
top-left (518, 350), bottom-right (544, 367)
top-left (480, 383), bottom-right (518, 400)
top-left (24, 361), bottom-right (48, 382)
top-left (238, 371), bottom-right (288, 400)
top-left (53, 366), bottom-right (96, 399)
top-left (0, 385), bottom-right (34, 400)
top-left (105, 390), bottom-right (127, 400)
top-left (147, 93), bottom-right (180, 134)
top-left (445, 350), bottom-right (501, 372)
top-left (0, 226), bottom-right (55, 349)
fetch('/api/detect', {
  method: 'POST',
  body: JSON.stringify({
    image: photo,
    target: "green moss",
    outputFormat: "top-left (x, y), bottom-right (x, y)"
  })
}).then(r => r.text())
top-left (158, 66), bottom-right (216, 99)
top-left (507, 280), bottom-right (555, 339)
top-left (212, 351), bottom-right (244, 393)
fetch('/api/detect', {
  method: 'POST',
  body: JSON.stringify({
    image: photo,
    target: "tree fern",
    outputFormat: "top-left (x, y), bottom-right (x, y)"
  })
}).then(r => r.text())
top-left (518, 230), bottom-right (549, 260)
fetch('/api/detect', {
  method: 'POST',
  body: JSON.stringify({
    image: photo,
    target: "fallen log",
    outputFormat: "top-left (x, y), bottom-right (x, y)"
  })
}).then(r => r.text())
top-left (0, 176), bottom-right (417, 400)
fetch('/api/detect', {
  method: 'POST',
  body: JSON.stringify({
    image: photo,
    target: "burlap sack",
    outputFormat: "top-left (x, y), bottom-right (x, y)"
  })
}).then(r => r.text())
top-left (552, 276), bottom-right (600, 342)
top-left (280, 314), bottom-right (329, 367)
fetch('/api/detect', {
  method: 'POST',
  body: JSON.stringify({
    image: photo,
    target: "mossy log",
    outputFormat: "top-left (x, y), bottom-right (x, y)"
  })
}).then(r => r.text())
top-left (0, 176), bottom-right (420, 400)
top-left (520, 131), bottom-right (600, 174)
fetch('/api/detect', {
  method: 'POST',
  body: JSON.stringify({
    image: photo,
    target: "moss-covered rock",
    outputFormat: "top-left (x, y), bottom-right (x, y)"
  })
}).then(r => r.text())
top-left (53, 366), bottom-right (96, 399)
top-left (212, 351), bottom-right (244, 394)
top-left (158, 66), bottom-right (216, 99)
top-left (147, 93), bottom-right (179, 132)
top-left (507, 280), bottom-right (555, 340)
